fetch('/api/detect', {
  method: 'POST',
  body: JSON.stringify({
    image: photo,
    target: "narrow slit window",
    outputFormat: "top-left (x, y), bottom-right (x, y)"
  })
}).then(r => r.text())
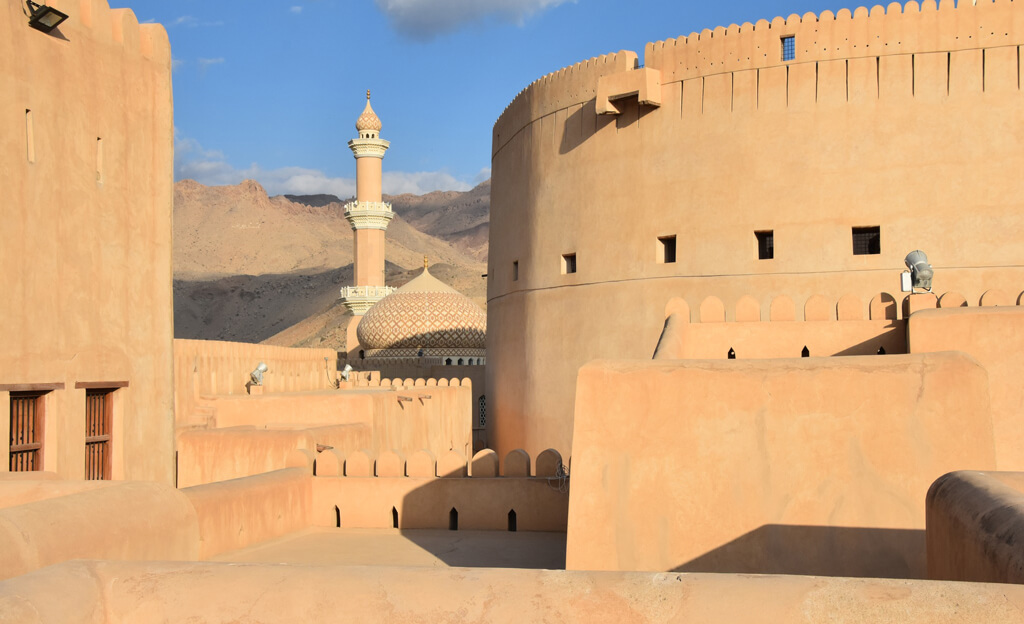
top-left (755, 231), bottom-right (774, 260)
top-left (84, 389), bottom-right (113, 480)
top-left (25, 110), bottom-right (35, 163)
top-left (508, 509), bottom-right (518, 532)
top-left (801, 346), bottom-right (810, 358)
top-left (392, 506), bottom-right (399, 529)
top-left (9, 392), bottom-right (44, 471)
top-left (449, 507), bottom-right (459, 531)
top-left (512, 260), bottom-right (519, 281)
top-left (727, 348), bottom-right (736, 360)
top-left (561, 253), bottom-right (577, 275)
top-left (781, 36), bottom-right (796, 62)
top-left (96, 137), bottom-right (103, 183)
top-left (658, 236), bottom-right (676, 264)
top-left (852, 226), bottom-right (881, 255)
top-left (335, 505), bottom-right (341, 528)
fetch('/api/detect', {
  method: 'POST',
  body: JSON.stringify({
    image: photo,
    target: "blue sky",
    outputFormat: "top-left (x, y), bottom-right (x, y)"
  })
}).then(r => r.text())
top-left (123, 0), bottom-right (847, 197)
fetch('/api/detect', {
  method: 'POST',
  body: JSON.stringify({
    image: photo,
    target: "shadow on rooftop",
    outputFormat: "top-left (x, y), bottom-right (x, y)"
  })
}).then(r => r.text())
top-left (671, 524), bottom-right (926, 579)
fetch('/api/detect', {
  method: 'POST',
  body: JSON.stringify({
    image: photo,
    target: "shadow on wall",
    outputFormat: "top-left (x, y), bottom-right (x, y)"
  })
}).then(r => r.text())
top-left (559, 98), bottom-right (657, 155)
top-left (672, 524), bottom-right (926, 579)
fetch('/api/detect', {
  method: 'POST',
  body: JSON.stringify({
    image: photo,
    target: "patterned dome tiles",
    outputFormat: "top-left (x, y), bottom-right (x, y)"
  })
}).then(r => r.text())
top-left (357, 291), bottom-right (486, 351)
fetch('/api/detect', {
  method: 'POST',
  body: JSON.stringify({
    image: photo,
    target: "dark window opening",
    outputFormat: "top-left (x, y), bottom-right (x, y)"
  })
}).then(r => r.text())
top-left (658, 236), bottom-right (677, 264)
top-left (877, 346), bottom-right (887, 355)
top-left (513, 260), bottom-right (519, 281)
top-left (445, 358), bottom-right (452, 366)
top-left (782, 35), bottom-right (796, 61)
top-left (562, 253), bottom-right (577, 275)
top-left (756, 230), bottom-right (774, 260)
top-left (458, 358), bottom-right (464, 366)
top-left (508, 509), bottom-right (518, 532)
top-left (359, 350), bottom-right (365, 360)
top-left (392, 506), bottom-right (399, 529)
top-left (334, 505), bottom-right (341, 528)
top-left (9, 392), bottom-right (44, 472)
top-left (727, 348), bottom-right (736, 360)
top-left (478, 395), bottom-right (487, 429)
top-left (801, 346), bottom-right (810, 358)
top-left (85, 389), bottom-right (113, 480)
top-left (852, 226), bottom-right (881, 255)
top-left (449, 507), bottom-right (459, 531)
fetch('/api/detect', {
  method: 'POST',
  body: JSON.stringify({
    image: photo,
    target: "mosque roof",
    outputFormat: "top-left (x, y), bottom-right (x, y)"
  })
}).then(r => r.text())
top-left (356, 90), bottom-right (383, 132)
top-left (356, 265), bottom-right (486, 352)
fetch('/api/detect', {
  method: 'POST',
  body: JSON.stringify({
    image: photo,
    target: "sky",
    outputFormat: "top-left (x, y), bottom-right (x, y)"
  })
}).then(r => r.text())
top-left (122, 0), bottom-right (850, 198)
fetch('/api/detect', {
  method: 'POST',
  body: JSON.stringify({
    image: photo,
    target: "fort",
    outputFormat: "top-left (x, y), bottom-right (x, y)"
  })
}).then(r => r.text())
top-left (4, 0), bottom-right (1024, 621)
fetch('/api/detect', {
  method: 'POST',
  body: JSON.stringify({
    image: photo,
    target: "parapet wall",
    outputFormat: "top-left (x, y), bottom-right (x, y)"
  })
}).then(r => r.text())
top-left (307, 447), bottom-right (569, 532)
top-left (6, 560), bottom-right (1024, 623)
top-left (567, 352), bottom-right (995, 576)
top-left (173, 339), bottom-right (339, 428)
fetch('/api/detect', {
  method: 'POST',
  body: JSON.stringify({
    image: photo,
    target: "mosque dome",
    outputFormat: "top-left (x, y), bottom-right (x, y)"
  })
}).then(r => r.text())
top-left (356, 265), bottom-right (486, 356)
top-left (356, 90), bottom-right (383, 133)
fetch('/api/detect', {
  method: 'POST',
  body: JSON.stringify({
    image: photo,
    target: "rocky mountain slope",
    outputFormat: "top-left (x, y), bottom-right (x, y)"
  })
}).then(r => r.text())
top-left (173, 180), bottom-right (489, 346)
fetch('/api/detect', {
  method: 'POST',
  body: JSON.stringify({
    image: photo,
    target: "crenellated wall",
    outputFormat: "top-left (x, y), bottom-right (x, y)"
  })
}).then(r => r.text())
top-left (0, 0), bottom-right (174, 481)
top-left (487, 0), bottom-right (1024, 460)
top-left (308, 447), bottom-right (569, 532)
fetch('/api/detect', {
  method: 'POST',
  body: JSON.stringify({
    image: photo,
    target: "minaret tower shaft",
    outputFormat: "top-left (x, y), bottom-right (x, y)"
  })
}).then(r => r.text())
top-left (340, 91), bottom-right (395, 315)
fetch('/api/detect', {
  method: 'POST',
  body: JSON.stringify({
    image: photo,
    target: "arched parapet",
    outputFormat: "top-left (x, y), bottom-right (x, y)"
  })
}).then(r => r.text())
top-left (344, 450), bottom-right (374, 477)
top-left (939, 291), bottom-right (968, 308)
top-left (460, 377), bottom-right (472, 389)
top-left (380, 378), bottom-right (392, 387)
top-left (699, 296), bottom-right (725, 323)
top-left (503, 449), bottom-right (531, 477)
top-left (665, 297), bottom-right (690, 321)
top-left (407, 450), bottom-right (436, 478)
top-left (981, 289), bottom-right (1011, 307)
top-left (804, 295), bottom-right (832, 321)
top-left (285, 448), bottom-right (315, 473)
top-left (536, 449), bottom-right (564, 477)
top-left (837, 294), bottom-right (864, 321)
top-left (375, 451), bottom-right (406, 478)
top-left (425, 378), bottom-right (437, 387)
top-left (79, 0), bottom-right (113, 37)
top-left (110, 8), bottom-right (140, 50)
top-left (314, 449), bottom-right (344, 477)
top-left (869, 293), bottom-right (898, 320)
top-left (437, 450), bottom-right (468, 478)
top-left (402, 378), bottom-right (415, 387)
top-left (437, 378), bottom-right (450, 387)
top-left (769, 296), bottom-right (796, 322)
top-left (471, 449), bottom-right (499, 477)
top-left (414, 378), bottom-right (426, 387)
top-left (735, 296), bottom-right (760, 322)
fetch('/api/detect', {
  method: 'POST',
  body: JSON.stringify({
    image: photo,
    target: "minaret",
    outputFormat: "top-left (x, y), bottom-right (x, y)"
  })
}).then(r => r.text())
top-left (340, 91), bottom-right (395, 315)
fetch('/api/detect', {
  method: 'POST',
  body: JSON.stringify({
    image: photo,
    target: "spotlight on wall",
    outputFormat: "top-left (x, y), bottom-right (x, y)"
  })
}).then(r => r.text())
top-left (249, 362), bottom-right (268, 386)
top-left (26, 1), bottom-right (68, 33)
top-left (340, 364), bottom-right (353, 382)
top-left (903, 250), bottom-right (934, 293)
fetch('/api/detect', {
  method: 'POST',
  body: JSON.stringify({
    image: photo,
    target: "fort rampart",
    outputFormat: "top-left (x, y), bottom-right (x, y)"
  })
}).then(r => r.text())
top-left (487, 0), bottom-right (1024, 460)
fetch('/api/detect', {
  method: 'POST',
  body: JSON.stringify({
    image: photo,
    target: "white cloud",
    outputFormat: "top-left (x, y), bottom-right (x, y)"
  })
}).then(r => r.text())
top-left (174, 132), bottom-right (481, 198)
top-left (198, 57), bottom-right (225, 68)
top-left (169, 15), bottom-right (224, 28)
top-left (171, 57), bottom-right (184, 71)
top-left (290, 6), bottom-right (303, 13)
top-left (374, 0), bottom-right (571, 40)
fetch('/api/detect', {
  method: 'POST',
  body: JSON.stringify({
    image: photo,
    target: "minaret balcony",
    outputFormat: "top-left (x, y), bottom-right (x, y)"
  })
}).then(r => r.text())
top-left (344, 201), bottom-right (394, 230)
top-left (347, 137), bottom-right (390, 159)
top-left (340, 285), bottom-right (396, 315)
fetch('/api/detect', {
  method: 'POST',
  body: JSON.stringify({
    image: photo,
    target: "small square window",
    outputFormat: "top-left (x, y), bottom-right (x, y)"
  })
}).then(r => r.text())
top-left (561, 253), bottom-right (577, 275)
top-left (512, 260), bottom-right (519, 281)
top-left (781, 36), bottom-right (796, 61)
top-left (852, 226), bottom-right (881, 255)
top-left (755, 230), bottom-right (774, 260)
top-left (657, 236), bottom-right (676, 264)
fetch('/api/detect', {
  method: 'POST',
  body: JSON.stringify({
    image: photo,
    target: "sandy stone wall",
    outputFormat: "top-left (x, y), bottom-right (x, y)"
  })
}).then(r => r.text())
top-left (487, 0), bottom-right (1024, 460)
top-left (566, 352), bottom-right (994, 576)
top-left (6, 560), bottom-right (1024, 623)
top-left (926, 470), bottom-right (1024, 584)
top-left (0, 0), bottom-right (174, 481)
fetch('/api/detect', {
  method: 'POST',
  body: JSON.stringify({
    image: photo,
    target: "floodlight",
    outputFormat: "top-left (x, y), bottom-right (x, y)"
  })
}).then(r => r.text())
top-left (341, 364), bottom-right (353, 382)
top-left (249, 362), bottom-right (268, 386)
top-left (904, 250), bottom-right (934, 292)
top-left (26, 1), bottom-right (68, 33)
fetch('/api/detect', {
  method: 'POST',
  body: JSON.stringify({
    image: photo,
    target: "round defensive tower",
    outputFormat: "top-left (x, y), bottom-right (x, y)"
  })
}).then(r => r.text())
top-left (487, 1), bottom-right (1024, 460)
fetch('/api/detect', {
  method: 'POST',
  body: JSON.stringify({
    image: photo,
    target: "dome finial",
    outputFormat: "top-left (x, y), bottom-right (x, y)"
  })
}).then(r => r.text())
top-left (424, 256), bottom-right (429, 270)
top-left (367, 89), bottom-right (371, 100)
